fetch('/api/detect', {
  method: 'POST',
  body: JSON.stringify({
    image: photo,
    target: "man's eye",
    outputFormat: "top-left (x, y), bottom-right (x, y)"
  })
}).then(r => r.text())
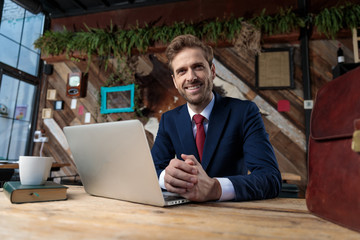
top-left (195, 65), bottom-right (204, 70)
top-left (177, 70), bottom-right (186, 75)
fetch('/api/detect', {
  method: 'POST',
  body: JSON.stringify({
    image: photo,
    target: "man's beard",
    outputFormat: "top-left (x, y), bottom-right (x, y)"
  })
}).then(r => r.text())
top-left (178, 81), bottom-right (213, 106)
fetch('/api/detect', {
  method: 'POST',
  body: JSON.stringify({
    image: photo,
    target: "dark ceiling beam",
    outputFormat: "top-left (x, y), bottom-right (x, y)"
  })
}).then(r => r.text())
top-left (99, 0), bottom-right (110, 7)
top-left (43, 0), bottom-right (188, 19)
top-left (71, 0), bottom-right (88, 10)
top-left (11, 0), bottom-right (42, 14)
top-left (48, 0), bottom-right (360, 28)
top-left (50, 0), bottom-right (296, 29)
top-left (43, 0), bottom-right (66, 14)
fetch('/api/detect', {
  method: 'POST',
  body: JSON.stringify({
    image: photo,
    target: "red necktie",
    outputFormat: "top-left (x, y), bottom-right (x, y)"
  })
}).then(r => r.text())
top-left (193, 114), bottom-right (206, 161)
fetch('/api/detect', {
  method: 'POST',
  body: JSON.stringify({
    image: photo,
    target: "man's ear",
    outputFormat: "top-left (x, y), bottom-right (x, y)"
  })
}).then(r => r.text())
top-left (211, 64), bottom-right (216, 80)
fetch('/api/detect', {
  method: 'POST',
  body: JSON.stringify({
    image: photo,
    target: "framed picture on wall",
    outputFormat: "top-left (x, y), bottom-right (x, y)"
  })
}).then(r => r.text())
top-left (255, 48), bottom-right (294, 89)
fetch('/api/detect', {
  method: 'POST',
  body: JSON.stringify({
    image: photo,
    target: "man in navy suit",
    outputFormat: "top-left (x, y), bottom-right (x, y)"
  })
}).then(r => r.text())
top-left (151, 34), bottom-right (281, 202)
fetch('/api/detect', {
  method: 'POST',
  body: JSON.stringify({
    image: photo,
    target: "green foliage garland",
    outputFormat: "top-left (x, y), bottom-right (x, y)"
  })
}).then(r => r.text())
top-left (34, 3), bottom-right (360, 60)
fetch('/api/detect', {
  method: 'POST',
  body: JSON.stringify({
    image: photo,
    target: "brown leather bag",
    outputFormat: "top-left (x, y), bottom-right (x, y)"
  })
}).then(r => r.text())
top-left (307, 66), bottom-right (360, 232)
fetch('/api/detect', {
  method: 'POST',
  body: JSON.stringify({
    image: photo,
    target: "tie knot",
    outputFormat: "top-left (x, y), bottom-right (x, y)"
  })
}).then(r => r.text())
top-left (193, 114), bottom-right (205, 124)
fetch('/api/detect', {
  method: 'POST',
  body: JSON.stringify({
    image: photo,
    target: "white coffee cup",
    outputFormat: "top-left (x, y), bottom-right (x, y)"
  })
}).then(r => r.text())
top-left (19, 156), bottom-right (53, 185)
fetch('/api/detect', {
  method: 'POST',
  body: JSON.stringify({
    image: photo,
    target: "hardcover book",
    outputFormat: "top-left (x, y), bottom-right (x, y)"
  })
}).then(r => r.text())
top-left (3, 181), bottom-right (68, 204)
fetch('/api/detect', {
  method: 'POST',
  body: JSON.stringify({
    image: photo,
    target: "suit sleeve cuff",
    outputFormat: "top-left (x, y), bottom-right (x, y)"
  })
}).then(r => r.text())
top-left (216, 177), bottom-right (235, 201)
top-left (159, 170), bottom-right (166, 190)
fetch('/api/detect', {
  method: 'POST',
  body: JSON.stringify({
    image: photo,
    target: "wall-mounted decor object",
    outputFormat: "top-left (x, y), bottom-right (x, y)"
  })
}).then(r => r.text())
top-left (255, 48), bottom-right (294, 89)
top-left (78, 105), bottom-right (84, 115)
top-left (70, 99), bottom-right (77, 109)
top-left (304, 100), bottom-right (314, 110)
top-left (277, 100), bottom-right (290, 112)
top-left (54, 100), bottom-right (64, 110)
top-left (84, 112), bottom-right (91, 123)
top-left (47, 89), bottom-right (57, 100)
top-left (100, 84), bottom-right (135, 114)
top-left (42, 108), bottom-right (53, 119)
top-left (43, 64), bottom-right (53, 75)
top-left (66, 72), bottom-right (87, 98)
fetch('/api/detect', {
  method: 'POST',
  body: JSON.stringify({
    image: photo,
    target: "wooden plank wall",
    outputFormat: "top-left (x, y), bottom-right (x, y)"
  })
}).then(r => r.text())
top-left (33, 37), bottom-right (355, 196)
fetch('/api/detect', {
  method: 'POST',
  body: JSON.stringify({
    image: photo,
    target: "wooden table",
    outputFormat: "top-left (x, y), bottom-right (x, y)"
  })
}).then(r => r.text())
top-left (0, 186), bottom-right (359, 240)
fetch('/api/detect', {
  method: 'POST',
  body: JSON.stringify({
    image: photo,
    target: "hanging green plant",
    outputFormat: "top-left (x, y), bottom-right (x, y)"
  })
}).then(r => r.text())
top-left (343, 3), bottom-right (360, 30)
top-left (34, 27), bottom-right (73, 56)
top-left (223, 17), bottom-right (243, 41)
top-left (69, 23), bottom-right (121, 69)
top-left (314, 5), bottom-right (343, 38)
top-left (315, 3), bottom-right (360, 38)
top-left (250, 7), bottom-right (305, 35)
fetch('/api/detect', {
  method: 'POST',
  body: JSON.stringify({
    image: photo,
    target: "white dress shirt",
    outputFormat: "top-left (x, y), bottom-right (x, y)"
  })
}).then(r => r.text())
top-left (159, 93), bottom-right (235, 201)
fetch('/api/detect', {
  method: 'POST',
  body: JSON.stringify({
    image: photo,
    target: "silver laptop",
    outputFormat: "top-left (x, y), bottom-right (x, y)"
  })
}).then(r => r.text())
top-left (63, 120), bottom-right (189, 207)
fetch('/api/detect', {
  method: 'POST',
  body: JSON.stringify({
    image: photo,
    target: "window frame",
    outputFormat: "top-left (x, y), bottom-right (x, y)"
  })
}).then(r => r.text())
top-left (0, 63), bottom-right (40, 159)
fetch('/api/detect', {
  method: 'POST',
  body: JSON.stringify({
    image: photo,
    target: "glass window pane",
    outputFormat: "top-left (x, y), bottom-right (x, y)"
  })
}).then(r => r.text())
top-left (15, 81), bottom-right (35, 122)
top-left (0, 0), bottom-right (25, 43)
top-left (22, 11), bottom-right (44, 51)
top-left (0, 35), bottom-right (19, 67)
top-left (0, 117), bottom-right (12, 160)
top-left (0, 74), bottom-right (19, 119)
top-left (18, 46), bottom-right (39, 76)
top-left (7, 120), bottom-right (29, 160)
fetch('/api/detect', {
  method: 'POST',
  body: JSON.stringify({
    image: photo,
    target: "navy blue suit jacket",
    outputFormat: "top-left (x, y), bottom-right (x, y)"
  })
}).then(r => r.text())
top-left (151, 92), bottom-right (281, 201)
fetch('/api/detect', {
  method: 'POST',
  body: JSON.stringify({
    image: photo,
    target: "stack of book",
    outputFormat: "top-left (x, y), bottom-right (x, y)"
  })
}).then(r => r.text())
top-left (3, 181), bottom-right (68, 204)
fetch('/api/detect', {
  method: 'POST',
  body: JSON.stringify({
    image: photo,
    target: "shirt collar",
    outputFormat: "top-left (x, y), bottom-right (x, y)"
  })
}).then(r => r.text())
top-left (187, 92), bottom-right (215, 121)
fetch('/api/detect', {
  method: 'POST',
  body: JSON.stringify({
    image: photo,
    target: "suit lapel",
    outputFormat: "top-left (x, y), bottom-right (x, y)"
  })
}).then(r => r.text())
top-left (175, 105), bottom-right (199, 160)
top-left (202, 93), bottom-right (230, 170)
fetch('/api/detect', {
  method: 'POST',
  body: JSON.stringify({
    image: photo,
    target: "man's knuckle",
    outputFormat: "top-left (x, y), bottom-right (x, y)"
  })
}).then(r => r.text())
top-left (168, 178), bottom-right (175, 185)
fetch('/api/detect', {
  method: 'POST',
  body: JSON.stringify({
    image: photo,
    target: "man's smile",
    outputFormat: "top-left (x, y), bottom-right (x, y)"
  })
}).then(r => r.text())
top-left (185, 84), bottom-right (202, 91)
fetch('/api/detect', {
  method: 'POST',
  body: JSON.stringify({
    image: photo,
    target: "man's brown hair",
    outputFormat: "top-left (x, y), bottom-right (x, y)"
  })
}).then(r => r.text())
top-left (165, 34), bottom-right (214, 72)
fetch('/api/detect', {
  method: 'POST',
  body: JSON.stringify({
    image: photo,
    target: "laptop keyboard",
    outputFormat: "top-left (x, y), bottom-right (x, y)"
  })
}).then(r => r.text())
top-left (164, 194), bottom-right (184, 201)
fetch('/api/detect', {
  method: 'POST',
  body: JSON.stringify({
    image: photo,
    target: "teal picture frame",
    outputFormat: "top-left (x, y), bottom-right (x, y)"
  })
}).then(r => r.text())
top-left (100, 84), bottom-right (135, 114)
